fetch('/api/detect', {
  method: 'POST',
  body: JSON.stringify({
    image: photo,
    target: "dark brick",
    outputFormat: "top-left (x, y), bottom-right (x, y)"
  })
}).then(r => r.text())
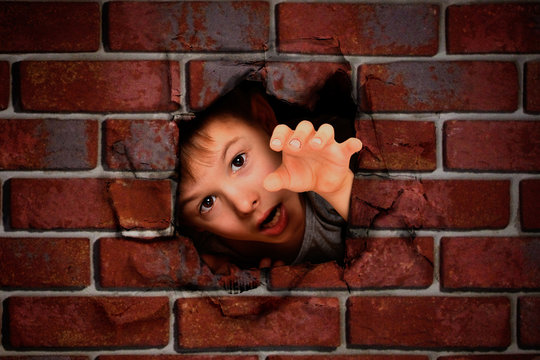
top-left (525, 61), bottom-right (540, 113)
top-left (359, 62), bottom-right (518, 112)
top-left (0, 237), bottom-right (90, 289)
top-left (9, 178), bottom-right (171, 230)
top-left (349, 179), bottom-right (510, 230)
top-left (107, 1), bottom-right (269, 52)
top-left (104, 119), bottom-right (178, 171)
top-left (347, 296), bottom-right (511, 349)
top-left (268, 261), bottom-right (348, 290)
top-left (98, 236), bottom-right (259, 290)
top-left (18, 61), bottom-right (180, 112)
top-left (439, 355), bottom-right (540, 360)
top-left (269, 357), bottom-right (428, 360)
top-left (0, 2), bottom-right (100, 52)
top-left (177, 296), bottom-right (340, 350)
top-left (98, 357), bottom-right (257, 360)
top-left (6, 296), bottom-right (169, 348)
top-left (187, 60), bottom-right (350, 111)
top-left (0, 119), bottom-right (98, 170)
top-left (0, 61), bottom-right (8, 110)
top-left (344, 237), bottom-right (433, 289)
top-left (356, 120), bottom-right (436, 171)
top-left (521, 179), bottom-right (540, 231)
top-left (447, 3), bottom-right (540, 54)
top-left (444, 120), bottom-right (540, 172)
top-left (441, 237), bottom-right (540, 291)
top-left (518, 296), bottom-right (540, 348)
top-left (277, 3), bottom-right (438, 55)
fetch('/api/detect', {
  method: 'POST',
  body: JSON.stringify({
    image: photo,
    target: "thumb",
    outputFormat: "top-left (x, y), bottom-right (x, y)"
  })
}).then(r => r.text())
top-left (263, 166), bottom-right (290, 192)
top-left (344, 137), bottom-right (363, 155)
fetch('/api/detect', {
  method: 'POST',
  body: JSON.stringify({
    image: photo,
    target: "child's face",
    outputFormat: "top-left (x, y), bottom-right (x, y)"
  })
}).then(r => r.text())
top-left (178, 115), bottom-right (305, 245)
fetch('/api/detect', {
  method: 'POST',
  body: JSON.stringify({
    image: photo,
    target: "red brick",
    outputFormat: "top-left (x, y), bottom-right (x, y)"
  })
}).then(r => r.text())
top-left (518, 296), bottom-right (540, 348)
top-left (107, 1), bottom-right (269, 52)
top-left (104, 119), bottom-right (178, 171)
top-left (0, 61), bottom-right (8, 110)
top-left (268, 261), bottom-right (348, 290)
top-left (441, 237), bottom-right (540, 291)
top-left (0, 357), bottom-right (89, 360)
top-left (6, 296), bottom-right (169, 348)
top-left (356, 120), bottom-right (436, 171)
top-left (525, 61), bottom-right (540, 113)
top-left (177, 296), bottom-right (340, 349)
top-left (98, 357), bottom-right (257, 360)
top-left (349, 179), bottom-right (509, 230)
top-left (344, 237), bottom-right (433, 289)
top-left (521, 179), bottom-right (540, 231)
top-left (359, 62), bottom-right (518, 112)
top-left (439, 356), bottom-right (540, 360)
top-left (347, 296), bottom-right (511, 349)
top-left (269, 357), bottom-right (428, 360)
top-left (277, 3), bottom-right (438, 55)
top-left (0, 237), bottom-right (90, 289)
top-left (0, 119), bottom-right (98, 170)
top-left (187, 60), bottom-right (350, 110)
top-left (99, 236), bottom-right (259, 290)
top-left (447, 3), bottom-right (540, 54)
top-left (0, 2), bottom-right (99, 52)
top-left (9, 178), bottom-right (171, 230)
top-left (444, 120), bottom-right (540, 172)
top-left (18, 61), bottom-right (180, 112)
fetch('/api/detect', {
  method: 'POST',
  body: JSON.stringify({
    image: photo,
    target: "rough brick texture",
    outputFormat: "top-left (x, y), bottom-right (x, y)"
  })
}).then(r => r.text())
top-left (0, 2), bottom-right (100, 53)
top-left (347, 296), bottom-right (511, 349)
top-left (107, 1), bottom-right (269, 52)
top-left (521, 179), bottom-right (540, 231)
top-left (0, 119), bottom-right (98, 170)
top-left (359, 61), bottom-right (518, 112)
top-left (18, 61), bottom-right (180, 112)
top-left (444, 120), bottom-right (540, 172)
top-left (277, 3), bottom-right (438, 55)
top-left (0, 61), bottom-right (8, 110)
top-left (6, 296), bottom-right (169, 348)
top-left (8, 178), bottom-right (171, 230)
top-left (0, 237), bottom-right (90, 289)
top-left (177, 297), bottom-right (340, 350)
top-left (104, 119), bottom-right (178, 171)
top-left (98, 357), bottom-right (257, 360)
top-left (441, 237), bottom-right (540, 291)
top-left (518, 296), bottom-right (540, 348)
top-left (447, 3), bottom-right (540, 54)
top-left (98, 236), bottom-right (259, 290)
top-left (356, 120), bottom-right (436, 171)
top-left (349, 179), bottom-right (509, 229)
top-left (187, 60), bottom-right (350, 111)
top-left (269, 237), bottom-right (433, 290)
top-left (526, 61), bottom-right (540, 113)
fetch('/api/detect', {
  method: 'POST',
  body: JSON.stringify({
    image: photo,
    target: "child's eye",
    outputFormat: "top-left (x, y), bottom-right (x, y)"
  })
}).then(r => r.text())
top-left (200, 195), bottom-right (216, 214)
top-left (231, 153), bottom-right (246, 172)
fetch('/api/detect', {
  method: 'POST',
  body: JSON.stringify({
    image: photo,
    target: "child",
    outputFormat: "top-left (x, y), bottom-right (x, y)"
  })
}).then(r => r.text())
top-left (176, 84), bottom-right (362, 270)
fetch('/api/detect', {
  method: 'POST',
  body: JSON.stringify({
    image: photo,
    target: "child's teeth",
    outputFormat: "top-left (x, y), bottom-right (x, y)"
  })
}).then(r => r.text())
top-left (263, 206), bottom-right (281, 229)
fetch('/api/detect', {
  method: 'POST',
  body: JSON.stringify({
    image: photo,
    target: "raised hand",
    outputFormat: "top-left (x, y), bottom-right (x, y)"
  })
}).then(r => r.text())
top-left (263, 121), bottom-right (362, 220)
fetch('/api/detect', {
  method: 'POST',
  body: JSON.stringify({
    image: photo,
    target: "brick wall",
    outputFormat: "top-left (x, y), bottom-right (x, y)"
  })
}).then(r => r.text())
top-left (0, 1), bottom-right (539, 359)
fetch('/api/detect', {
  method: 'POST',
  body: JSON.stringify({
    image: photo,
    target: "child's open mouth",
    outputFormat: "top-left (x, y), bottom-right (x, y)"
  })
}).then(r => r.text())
top-left (258, 203), bottom-right (287, 236)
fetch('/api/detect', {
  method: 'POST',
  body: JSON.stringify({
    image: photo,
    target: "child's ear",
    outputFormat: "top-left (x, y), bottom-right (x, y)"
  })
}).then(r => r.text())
top-left (250, 92), bottom-right (278, 135)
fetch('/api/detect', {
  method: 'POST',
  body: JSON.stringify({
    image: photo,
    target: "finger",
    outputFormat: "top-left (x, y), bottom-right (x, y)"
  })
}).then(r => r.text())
top-left (287, 120), bottom-right (314, 152)
top-left (269, 124), bottom-right (292, 152)
top-left (343, 137), bottom-right (363, 154)
top-left (263, 165), bottom-right (290, 192)
top-left (310, 123), bottom-right (335, 149)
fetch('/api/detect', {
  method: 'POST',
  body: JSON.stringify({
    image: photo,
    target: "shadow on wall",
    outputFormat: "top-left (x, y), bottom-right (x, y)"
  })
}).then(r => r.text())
top-left (98, 65), bottom-right (433, 294)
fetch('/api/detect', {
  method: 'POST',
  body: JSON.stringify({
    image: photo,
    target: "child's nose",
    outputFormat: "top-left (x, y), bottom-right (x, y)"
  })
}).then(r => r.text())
top-left (226, 187), bottom-right (259, 215)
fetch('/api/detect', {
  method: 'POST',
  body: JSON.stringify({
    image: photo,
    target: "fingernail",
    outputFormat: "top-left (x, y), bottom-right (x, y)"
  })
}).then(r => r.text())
top-left (311, 137), bottom-right (322, 145)
top-left (289, 138), bottom-right (301, 149)
top-left (271, 138), bottom-right (282, 147)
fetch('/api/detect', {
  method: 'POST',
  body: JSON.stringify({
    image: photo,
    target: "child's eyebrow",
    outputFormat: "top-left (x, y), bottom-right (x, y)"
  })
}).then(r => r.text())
top-left (221, 136), bottom-right (242, 161)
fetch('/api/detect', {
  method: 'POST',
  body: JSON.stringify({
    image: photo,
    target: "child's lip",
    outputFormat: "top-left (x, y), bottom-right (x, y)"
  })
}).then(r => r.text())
top-left (258, 203), bottom-right (288, 236)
